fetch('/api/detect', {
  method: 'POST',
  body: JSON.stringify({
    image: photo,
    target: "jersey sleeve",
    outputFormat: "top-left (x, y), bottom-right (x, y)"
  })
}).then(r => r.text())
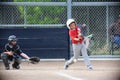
top-left (77, 27), bottom-right (82, 33)
top-left (76, 27), bottom-right (84, 39)
top-left (69, 27), bottom-right (81, 39)
top-left (16, 45), bottom-right (23, 55)
top-left (4, 44), bottom-right (10, 51)
top-left (69, 31), bottom-right (76, 40)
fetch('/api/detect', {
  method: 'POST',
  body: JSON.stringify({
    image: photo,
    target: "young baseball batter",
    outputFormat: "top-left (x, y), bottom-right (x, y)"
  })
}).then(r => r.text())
top-left (64, 19), bottom-right (93, 70)
top-left (1, 35), bottom-right (30, 70)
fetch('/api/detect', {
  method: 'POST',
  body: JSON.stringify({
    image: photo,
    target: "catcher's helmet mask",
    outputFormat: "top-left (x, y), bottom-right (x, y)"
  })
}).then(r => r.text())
top-left (8, 35), bottom-right (18, 42)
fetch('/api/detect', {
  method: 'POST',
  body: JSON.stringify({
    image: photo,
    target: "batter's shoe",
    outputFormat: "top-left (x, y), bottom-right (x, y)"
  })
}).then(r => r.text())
top-left (12, 64), bottom-right (20, 69)
top-left (87, 65), bottom-right (93, 70)
top-left (64, 64), bottom-right (69, 70)
top-left (5, 67), bottom-right (10, 70)
top-left (64, 62), bottom-right (69, 70)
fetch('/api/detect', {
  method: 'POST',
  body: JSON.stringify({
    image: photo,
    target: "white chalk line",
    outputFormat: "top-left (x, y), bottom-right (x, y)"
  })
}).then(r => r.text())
top-left (56, 72), bottom-right (83, 80)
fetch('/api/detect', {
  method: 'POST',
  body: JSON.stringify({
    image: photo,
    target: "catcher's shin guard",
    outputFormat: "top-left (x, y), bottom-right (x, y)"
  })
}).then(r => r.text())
top-left (1, 53), bottom-right (10, 70)
top-left (12, 63), bottom-right (20, 69)
top-left (12, 56), bottom-right (21, 69)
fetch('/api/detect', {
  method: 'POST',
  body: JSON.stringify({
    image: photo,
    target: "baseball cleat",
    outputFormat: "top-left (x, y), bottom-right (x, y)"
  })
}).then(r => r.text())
top-left (64, 62), bottom-right (70, 70)
top-left (5, 67), bottom-right (10, 70)
top-left (64, 64), bottom-right (69, 70)
top-left (12, 64), bottom-right (20, 69)
top-left (87, 66), bottom-right (93, 70)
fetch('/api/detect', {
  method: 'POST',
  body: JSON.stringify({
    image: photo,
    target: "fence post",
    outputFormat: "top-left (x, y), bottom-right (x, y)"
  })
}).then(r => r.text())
top-left (87, 7), bottom-right (90, 35)
top-left (11, 7), bottom-right (14, 24)
top-left (106, 5), bottom-right (109, 54)
top-left (67, 0), bottom-right (72, 19)
top-left (67, 0), bottom-right (72, 59)
top-left (24, 5), bottom-right (27, 25)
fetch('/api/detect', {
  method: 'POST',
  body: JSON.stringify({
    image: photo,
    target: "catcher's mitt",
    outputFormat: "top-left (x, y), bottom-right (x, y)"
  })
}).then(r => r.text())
top-left (29, 57), bottom-right (40, 64)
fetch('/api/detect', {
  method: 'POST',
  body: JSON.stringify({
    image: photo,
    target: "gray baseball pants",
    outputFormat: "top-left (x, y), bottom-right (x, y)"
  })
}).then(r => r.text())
top-left (67, 42), bottom-right (92, 66)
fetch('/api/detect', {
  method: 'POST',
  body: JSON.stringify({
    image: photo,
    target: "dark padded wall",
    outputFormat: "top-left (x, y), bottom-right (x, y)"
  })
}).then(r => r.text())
top-left (0, 28), bottom-right (70, 59)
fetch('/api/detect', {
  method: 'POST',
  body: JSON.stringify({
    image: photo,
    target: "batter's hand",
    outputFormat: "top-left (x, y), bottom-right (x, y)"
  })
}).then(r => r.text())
top-left (74, 38), bottom-right (80, 41)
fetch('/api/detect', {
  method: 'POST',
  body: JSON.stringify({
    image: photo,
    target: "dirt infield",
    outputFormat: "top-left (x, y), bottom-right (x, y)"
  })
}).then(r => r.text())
top-left (0, 60), bottom-right (120, 80)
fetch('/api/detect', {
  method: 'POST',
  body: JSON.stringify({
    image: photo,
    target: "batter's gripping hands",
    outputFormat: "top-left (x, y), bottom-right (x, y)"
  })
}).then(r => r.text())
top-left (29, 57), bottom-right (40, 64)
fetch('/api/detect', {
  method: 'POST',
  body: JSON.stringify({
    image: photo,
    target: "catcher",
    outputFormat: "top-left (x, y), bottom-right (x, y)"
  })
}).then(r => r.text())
top-left (1, 35), bottom-right (40, 70)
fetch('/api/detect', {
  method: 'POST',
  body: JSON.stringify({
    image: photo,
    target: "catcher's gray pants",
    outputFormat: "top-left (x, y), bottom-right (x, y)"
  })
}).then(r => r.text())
top-left (67, 42), bottom-right (92, 66)
top-left (1, 53), bottom-right (21, 68)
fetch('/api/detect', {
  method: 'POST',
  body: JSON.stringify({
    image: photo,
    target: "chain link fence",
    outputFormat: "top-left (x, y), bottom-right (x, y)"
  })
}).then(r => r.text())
top-left (0, 1), bottom-right (120, 55)
top-left (0, 3), bottom-right (67, 25)
top-left (72, 4), bottom-right (120, 55)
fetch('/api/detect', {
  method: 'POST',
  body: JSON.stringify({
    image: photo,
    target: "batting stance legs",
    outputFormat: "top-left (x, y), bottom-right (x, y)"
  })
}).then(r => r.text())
top-left (64, 43), bottom-right (92, 70)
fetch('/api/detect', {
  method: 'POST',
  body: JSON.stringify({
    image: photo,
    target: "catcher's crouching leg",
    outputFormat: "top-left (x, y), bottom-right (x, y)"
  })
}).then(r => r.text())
top-left (12, 56), bottom-right (21, 69)
top-left (1, 53), bottom-right (10, 70)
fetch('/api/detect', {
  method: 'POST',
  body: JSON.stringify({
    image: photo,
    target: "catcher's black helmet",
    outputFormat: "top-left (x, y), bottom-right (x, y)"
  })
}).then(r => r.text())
top-left (8, 35), bottom-right (17, 42)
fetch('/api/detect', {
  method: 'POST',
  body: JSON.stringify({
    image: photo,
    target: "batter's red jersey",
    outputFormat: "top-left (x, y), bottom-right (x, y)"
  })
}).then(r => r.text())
top-left (69, 26), bottom-right (84, 44)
